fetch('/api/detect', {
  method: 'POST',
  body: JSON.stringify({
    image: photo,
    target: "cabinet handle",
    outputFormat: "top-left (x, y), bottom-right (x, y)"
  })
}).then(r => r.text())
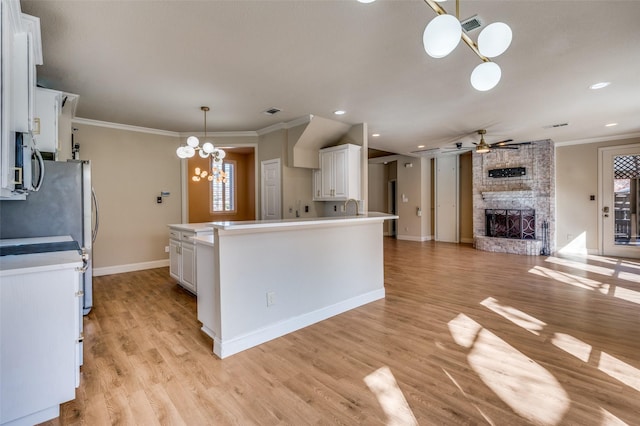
top-left (75, 291), bottom-right (84, 297)
top-left (77, 333), bottom-right (84, 343)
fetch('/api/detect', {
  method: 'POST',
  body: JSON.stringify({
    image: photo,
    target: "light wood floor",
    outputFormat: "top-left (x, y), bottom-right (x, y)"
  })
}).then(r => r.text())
top-left (42, 239), bottom-right (640, 425)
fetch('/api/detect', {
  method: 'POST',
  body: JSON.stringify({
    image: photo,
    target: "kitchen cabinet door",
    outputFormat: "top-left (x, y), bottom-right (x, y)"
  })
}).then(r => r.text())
top-left (169, 238), bottom-right (181, 282)
top-left (180, 242), bottom-right (196, 293)
top-left (317, 144), bottom-right (361, 201)
top-left (34, 88), bottom-right (62, 154)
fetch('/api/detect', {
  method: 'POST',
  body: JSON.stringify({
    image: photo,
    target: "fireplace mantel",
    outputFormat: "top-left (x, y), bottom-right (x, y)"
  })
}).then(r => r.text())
top-left (481, 190), bottom-right (534, 201)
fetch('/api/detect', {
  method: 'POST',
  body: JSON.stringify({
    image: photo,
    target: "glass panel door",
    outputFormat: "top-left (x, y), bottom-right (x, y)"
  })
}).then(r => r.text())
top-left (601, 145), bottom-right (640, 257)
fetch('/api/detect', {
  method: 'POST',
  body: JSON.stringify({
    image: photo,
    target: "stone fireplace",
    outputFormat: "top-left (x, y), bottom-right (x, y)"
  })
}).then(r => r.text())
top-left (473, 140), bottom-right (555, 255)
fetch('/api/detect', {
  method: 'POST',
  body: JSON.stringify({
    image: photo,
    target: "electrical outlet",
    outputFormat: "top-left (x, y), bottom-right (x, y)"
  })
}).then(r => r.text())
top-left (164, 246), bottom-right (169, 253)
top-left (333, 205), bottom-right (337, 212)
top-left (267, 291), bottom-right (276, 307)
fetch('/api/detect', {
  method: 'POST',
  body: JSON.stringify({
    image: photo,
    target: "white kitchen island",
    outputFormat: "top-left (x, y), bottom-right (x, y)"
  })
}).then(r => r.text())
top-left (194, 212), bottom-right (396, 359)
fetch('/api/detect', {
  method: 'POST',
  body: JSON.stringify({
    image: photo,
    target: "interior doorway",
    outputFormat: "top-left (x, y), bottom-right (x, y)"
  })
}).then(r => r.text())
top-left (187, 147), bottom-right (256, 222)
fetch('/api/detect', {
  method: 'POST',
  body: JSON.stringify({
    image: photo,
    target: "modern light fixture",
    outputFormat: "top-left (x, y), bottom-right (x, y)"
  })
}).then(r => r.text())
top-left (372, 133), bottom-right (380, 137)
top-left (422, 0), bottom-right (512, 91)
top-left (475, 130), bottom-right (491, 153)
top-left (334, 110), bottom-right (346, 115)
top-left (361, 0), bottom-right (512, 91)
top-left (176, 106), bottom-right (227, 183)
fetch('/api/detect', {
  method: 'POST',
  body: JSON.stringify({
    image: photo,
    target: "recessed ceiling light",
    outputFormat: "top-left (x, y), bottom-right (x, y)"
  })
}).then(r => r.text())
top-left (357, 0), bottom-right (376, 3)
top-left (590, 82), bottom-right (611, 90)
top-left (333, 110), bottom-right (346, 115)
top-left (372, 133), bottom-right (380, 137)
top-left (417, 145), bottom-right (425, 148)
top-left (605, 122), bottom-right (618, 127)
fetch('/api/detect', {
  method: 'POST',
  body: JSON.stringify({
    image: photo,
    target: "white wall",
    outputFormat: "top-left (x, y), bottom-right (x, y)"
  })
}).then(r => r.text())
top-left (556, 135), bottom-right (640, 253)
top-left (75, 123), bottom-right (181, 271)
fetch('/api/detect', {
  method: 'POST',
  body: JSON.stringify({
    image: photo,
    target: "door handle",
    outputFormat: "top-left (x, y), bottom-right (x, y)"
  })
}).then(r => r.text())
top-left (603, 206), bottom-right (610, 217)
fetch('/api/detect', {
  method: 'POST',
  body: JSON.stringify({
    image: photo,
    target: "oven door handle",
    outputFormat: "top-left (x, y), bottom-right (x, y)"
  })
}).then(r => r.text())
top-left (32, 148), bottom-right (45, 192)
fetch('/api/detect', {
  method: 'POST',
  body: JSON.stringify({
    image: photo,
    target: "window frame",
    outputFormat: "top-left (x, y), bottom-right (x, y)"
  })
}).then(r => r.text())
top-left (210, 160), bottom-right (237, 214)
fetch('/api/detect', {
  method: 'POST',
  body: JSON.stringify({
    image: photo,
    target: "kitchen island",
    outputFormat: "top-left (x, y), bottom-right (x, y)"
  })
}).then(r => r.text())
top-left (194, 212), bottom-right (396, 358)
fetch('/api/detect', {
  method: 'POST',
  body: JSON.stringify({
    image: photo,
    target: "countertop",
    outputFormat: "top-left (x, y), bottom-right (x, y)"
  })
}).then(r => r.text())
top-left (167, 223), bottom-right (215, 233)
top-left (0, 236), bottom-right (83, 276)
top-left (204, 212), bottom-right (397, 233)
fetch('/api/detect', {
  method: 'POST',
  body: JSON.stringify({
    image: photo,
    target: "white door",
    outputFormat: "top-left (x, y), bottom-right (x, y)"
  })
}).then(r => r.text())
top-left (600, 144), bottom-right (640, 258)
top-left (261, 159), bottom-right (281, 220)
top-left (435, 155), bottom-right (459, 243)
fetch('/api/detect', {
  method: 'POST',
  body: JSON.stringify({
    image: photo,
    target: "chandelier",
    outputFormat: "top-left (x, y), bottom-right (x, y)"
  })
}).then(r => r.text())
top-left (176, 106), bottom-right (227, 182)
top-left (359, 0), bottom-right (512, 91)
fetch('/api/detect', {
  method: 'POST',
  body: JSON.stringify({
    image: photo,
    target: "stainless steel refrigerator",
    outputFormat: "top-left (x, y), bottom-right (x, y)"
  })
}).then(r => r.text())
top-left (0, 160), bottom-right (98, 315)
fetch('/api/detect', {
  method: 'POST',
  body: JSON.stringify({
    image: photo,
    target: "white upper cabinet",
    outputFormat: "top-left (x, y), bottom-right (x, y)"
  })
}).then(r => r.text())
top-left (34, 87), bottom-right (62, 154)
top-left (317, 144), bottom-right (361, 201)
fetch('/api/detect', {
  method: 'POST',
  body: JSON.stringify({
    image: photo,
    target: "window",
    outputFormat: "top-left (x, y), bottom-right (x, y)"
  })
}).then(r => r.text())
top-left (211, 161), bottom-right (235, 213)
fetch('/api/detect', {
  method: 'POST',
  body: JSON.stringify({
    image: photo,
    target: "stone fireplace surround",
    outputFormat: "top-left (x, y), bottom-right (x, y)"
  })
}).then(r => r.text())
top-left (473, 140), bottom-right (555, 255)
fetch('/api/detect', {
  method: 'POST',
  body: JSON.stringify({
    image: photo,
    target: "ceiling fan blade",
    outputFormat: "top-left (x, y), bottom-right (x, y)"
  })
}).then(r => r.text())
top-left (489, 138), bottom-right (514, 147)
top-left (493, 146), bottom-right (519, 150)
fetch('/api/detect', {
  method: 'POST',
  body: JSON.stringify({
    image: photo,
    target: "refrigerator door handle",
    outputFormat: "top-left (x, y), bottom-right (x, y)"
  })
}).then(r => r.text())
top-left (92, 187), bottom-right (99, 243)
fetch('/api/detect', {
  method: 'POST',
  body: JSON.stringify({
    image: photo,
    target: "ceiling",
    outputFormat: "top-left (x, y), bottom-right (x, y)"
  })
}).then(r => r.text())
top-left (21, 0), bottom-right (640, 156)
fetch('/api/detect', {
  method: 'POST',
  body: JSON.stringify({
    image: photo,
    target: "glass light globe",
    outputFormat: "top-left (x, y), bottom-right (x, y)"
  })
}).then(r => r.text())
top-left (176, 146), bottom-right (189, 159)
top-left (202, 142), bottom-right (214, 153)
top-left (478, 22), bottom-right (512, 58)
top-left (470, 62), bottom-right (502, 91)
top-left (423, 14), bottom-right (462, 58)
top-left (187, 136), bottom-right (200, 148)
top-left (201, 171), bottom-right (208, 178)
top-left (192, 176), bottom-right (200, 182)
top-left (184, 146), bottom-right (196, 158)
top-left (212, 157), bottom-right (223, 166)
top-left (199, 149), bottom-right (209, 158)
top-left (216, 149), bottom-right (226, 159)
top-left (194, 167), bottom-right (201, 175)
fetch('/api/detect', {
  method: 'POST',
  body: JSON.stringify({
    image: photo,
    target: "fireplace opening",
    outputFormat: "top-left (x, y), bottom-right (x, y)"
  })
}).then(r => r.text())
top-left (486, 209), bottom-right (535, 240)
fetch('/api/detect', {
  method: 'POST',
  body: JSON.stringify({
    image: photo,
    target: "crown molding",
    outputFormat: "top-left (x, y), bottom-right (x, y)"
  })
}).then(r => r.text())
top-left (72, 117), bottom-right (181, 137)
top-left (555, 132), bottom-right (640, 147)
top-left (178, 131), bottom-right (258, 138)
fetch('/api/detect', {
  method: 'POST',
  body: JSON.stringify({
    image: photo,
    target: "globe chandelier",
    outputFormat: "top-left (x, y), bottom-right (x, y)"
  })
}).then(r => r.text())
top-left (176, 106), bottom-right (227, 183)
top-left (359, 0), bottom-right (512, 91)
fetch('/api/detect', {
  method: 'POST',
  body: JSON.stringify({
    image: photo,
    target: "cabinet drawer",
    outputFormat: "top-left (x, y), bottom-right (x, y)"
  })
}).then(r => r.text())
top-left (181, 231), bottom-right (195, 242)
top-left (169, 229), bottom-right (180, 240)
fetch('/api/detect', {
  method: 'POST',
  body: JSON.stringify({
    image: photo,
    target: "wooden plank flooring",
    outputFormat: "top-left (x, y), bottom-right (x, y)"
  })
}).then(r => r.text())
top-left (41, 239), bottom-right (640, 425)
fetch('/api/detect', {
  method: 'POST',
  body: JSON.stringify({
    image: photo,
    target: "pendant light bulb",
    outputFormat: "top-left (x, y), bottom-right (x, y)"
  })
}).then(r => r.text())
top-left (423, 14), bottom-right (462, 59)
top-left (478, 22), bottom-right (512, 58)
top-left (186, 136), bottom-right (200, 148)
top-left (470, 62), bottom-right (502, 91)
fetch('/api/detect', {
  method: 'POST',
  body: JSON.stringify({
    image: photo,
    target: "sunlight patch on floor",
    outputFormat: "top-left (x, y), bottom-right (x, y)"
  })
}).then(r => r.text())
top-left (441, 368), bottom-right (496, 426)
top-left (613, 286), bottom-right (640, 305)
top-left (448, 314), bottom-right (569, 425)
top-left (529, 265), bottom-right (609, 294)
top-left (600, 407), bottom-right (629, 425)
top-left (616, 271), bottom-right (640, 284)
top-left (598, 352), bottom-right (640, 393)
top-left (545, 257), bottom-right (615, 277)
top-left (551, 333), bottom-right (592, 362)
top-left (480, 297), bottom-right (546, 335)
top-left (364, 366), bottom-right (417, 426)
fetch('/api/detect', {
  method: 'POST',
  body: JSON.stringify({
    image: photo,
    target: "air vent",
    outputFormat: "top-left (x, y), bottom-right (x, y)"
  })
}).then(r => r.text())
top-left (263, 108), bottom-right (281, 116)
top-left (543, 122), bottom-right (569, 129)
top-left (461, 15), bottom-right (482, 32)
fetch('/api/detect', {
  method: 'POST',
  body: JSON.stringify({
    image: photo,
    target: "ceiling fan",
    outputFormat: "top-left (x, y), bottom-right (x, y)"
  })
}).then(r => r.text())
top-left (473, 129), bottom-right (530, 153)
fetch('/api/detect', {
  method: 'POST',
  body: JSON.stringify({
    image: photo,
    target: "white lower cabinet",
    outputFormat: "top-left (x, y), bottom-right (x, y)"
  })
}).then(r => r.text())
top-left (168, 225), bottom-right (212, 295)
top-left (1, 264), bottom-right (81, 426)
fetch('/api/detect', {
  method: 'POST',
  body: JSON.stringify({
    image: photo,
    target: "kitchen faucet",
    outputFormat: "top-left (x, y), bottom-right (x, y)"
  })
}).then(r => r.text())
top-left (344, 198), bottom-right (360, 216)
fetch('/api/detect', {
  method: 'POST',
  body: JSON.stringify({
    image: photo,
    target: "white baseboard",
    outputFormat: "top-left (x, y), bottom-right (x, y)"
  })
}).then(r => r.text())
top-left (212, 288), bottom-right (385, 359)
top-left (93, 259), bottom-right (169, 276)
top-left (396, 234), bottom-right (431, 242)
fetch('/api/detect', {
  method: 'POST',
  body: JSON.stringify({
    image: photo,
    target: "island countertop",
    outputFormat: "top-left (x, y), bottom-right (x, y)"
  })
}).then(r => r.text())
top-left (205, 211), bottom-right (397, 232)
